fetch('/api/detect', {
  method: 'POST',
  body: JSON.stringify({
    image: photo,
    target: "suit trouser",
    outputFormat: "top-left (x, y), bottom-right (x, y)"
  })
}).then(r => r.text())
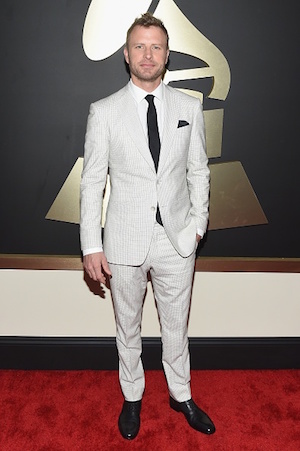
top-left (109, 223), bottom-right (196, 403)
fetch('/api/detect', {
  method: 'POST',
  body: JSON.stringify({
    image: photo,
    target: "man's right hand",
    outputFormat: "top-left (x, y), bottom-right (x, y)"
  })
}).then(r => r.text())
top-left (83, 252), bottom-right (112, 284)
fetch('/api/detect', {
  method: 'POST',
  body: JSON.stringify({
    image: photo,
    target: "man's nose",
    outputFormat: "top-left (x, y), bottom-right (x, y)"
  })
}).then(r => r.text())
top-left (144, 47), bottom-right (153, 58)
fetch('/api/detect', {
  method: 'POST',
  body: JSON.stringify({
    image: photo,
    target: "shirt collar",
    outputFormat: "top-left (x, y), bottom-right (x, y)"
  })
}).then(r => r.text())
top-left (129, 79), bottom-right (164, 103)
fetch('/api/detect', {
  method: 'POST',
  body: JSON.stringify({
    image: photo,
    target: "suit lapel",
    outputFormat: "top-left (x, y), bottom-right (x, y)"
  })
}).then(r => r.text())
top-left (119, 85), bottom-right (156, 172)
top-left (158, 84), bottom-right (177, 176)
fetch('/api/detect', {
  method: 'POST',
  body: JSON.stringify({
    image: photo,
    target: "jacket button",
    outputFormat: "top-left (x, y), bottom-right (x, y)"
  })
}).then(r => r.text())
top-left (151, 206), bottom-right (156, 211)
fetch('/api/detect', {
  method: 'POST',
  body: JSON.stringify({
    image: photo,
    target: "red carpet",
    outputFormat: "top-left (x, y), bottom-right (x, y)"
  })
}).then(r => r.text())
top-left (0, 369), bottom-right (299, 450)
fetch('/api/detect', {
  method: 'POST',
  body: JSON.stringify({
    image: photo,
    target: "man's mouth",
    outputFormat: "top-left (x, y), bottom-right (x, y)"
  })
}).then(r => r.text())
top-left (141, 63), bottom-right (155, 68)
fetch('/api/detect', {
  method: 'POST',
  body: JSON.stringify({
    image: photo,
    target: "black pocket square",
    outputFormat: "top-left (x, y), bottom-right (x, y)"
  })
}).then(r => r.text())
top-left (177, 120), bottom-right (189, 128)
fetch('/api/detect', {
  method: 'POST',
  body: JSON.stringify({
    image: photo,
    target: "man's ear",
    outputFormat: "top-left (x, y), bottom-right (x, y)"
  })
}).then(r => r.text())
top-left (165, 50), bottom-right (170, 65)
top-left (124, 47), bottom-right (129, 64)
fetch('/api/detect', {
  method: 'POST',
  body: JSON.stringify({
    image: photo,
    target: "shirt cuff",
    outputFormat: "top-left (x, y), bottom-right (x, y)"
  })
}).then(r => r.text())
top-left (197, 228), bottom-right (205, 238)
top-left (82, 247), bottom-right (103, 256)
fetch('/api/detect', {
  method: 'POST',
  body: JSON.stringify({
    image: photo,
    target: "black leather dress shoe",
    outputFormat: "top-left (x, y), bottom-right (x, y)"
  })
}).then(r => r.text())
top-left (118, 400), bottom-right (142, 440)
top-left (170, 397), bottom-right (215, 435)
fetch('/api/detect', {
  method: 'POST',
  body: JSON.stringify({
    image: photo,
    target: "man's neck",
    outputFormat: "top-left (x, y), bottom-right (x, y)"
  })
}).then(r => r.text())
top-left (130, 76), bottom-right (162, 93)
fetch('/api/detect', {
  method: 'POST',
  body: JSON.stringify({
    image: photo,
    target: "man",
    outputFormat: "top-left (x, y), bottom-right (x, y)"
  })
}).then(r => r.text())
top-left (80, 12), bottom-right (215, 440)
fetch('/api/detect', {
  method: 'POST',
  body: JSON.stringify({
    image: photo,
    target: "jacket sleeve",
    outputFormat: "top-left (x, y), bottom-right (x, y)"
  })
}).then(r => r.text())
top-left (80, 102), bottom-right (109, 252)
top-left (186, 99), bottom-right (210, 234)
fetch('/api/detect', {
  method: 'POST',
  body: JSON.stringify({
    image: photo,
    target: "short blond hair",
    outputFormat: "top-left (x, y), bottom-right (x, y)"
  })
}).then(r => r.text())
top-left (126, 12), bottom-right (169, 48)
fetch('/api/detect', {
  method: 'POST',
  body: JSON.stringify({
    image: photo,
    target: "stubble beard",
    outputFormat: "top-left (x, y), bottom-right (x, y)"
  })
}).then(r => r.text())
top-left (129, 62), bottom-right (166, 84)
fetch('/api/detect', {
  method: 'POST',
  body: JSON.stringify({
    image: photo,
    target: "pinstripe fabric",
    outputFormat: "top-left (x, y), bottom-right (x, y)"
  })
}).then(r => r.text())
top-left (110, 223), bottom-right (196, 402)
top-left (80, 82), bottom-right (209, 265)
top-left (80, 81), bottom-right (209, 403)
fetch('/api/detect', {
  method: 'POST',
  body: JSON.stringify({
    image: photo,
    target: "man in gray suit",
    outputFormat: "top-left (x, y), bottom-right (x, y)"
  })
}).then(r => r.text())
top-left (80, 12), bottom-right (215, 440)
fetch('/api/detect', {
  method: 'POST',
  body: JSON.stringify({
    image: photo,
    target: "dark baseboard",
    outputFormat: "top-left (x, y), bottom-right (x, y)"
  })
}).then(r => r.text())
top-left (0, 336), bottom-right (299, 370)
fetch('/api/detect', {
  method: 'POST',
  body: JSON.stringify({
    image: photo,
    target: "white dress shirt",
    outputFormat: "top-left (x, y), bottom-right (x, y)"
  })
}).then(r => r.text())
top-left (128, 79), bottom-right (164, 141)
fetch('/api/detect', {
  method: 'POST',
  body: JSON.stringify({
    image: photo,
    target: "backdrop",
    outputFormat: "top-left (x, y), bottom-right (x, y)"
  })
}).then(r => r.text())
top-left (1, 0), bottom-right (299, 258)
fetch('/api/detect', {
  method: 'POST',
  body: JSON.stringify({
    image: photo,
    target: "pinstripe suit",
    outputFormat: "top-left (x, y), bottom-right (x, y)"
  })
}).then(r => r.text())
top-left (80, 81), bottom-right (209, 402)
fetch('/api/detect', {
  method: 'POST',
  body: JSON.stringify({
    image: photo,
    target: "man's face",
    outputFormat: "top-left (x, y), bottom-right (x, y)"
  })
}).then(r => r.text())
top-left (124, 25), bottom-right (169, 89)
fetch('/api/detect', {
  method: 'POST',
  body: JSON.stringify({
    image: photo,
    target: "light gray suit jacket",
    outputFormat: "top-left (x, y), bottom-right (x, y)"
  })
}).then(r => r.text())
top-left (80, 82), bottom-right (209, 265)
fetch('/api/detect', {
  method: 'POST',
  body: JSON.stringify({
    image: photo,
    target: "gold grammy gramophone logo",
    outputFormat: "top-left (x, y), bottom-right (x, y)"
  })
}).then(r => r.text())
top-left (46, 0), bottom-right (267, 230)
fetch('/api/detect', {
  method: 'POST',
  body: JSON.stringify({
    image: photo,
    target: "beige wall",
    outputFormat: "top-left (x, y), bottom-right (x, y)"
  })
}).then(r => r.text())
top-left (0, 270), bottom-right (299, 337)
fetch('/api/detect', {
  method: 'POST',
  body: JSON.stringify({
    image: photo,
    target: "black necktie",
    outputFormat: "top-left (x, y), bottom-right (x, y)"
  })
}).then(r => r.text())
top-left (145, 95), bottom-right (160, 171)
top-left (145, 94), bottom-right (163, 225)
